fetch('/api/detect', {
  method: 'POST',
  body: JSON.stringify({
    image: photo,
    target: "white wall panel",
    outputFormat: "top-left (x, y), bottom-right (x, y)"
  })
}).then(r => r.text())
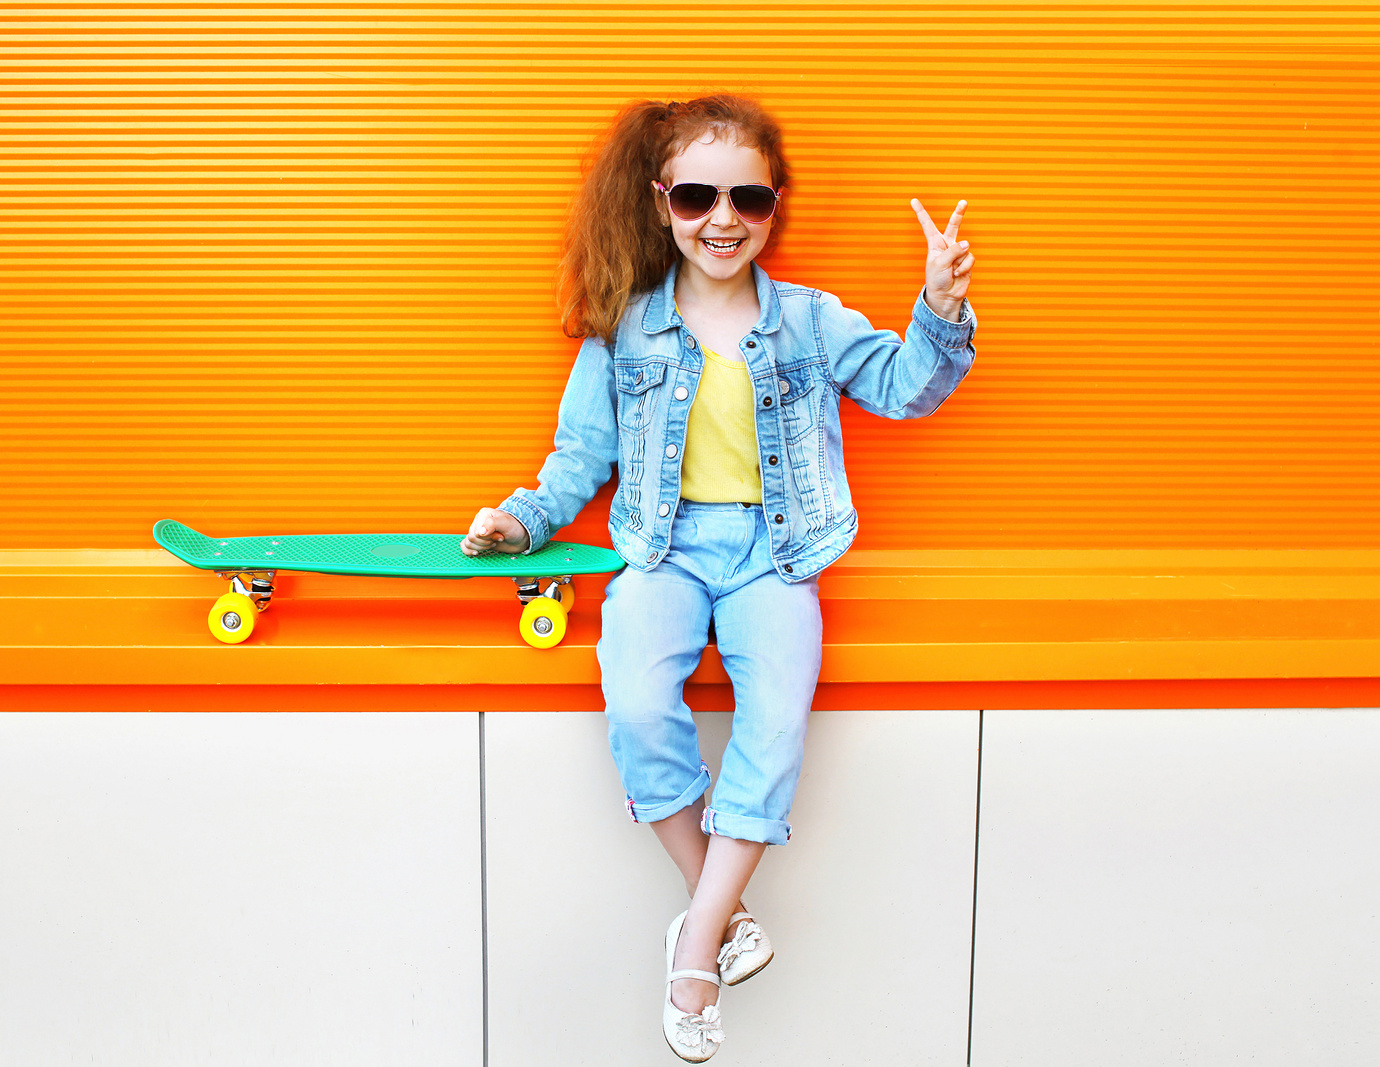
top-left (0, 712), bottom-right (483, 1067)
top-left (971, 708), bottom-right (1380, 1066)
top-left (483, 708), bottom-right (979, 1066)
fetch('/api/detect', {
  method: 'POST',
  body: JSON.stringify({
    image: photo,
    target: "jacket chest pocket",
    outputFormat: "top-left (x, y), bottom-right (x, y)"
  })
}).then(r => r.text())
top-left (615, 362), bottom-right (666, 436)
top-left (776, 368), bottom-right (822, 445)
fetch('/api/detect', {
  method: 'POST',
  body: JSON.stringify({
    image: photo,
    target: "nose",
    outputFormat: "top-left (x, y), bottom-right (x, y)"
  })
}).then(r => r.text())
top-left (708, 188), bottom-right (739, 227)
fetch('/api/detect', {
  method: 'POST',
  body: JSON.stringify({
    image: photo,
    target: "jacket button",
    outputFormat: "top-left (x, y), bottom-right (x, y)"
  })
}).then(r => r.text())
top-left (768, 455), bottom-right (779, 465)
top-left (774, 513), bottom-right (784, 524)
top-left (778, 378), bottom-right (790, 395)
top-left (746, 340), bottom-right (757, 348)
top-left (635, 371), bottom-right (643, 385)
top-left (784, 564), bottom-right (794, 573)
top-left (674, 386), bottom-right (689, 400)
top-left (684, 335), bottom-right (695, 349)
top-left (658, 502), bottom-right (671, 516)
top-left (763, 396), bottom-right (773, 407)
top-left (665, 444), bottom-right (678, 458)
top-left (647, 552), bottom-right (657, 562)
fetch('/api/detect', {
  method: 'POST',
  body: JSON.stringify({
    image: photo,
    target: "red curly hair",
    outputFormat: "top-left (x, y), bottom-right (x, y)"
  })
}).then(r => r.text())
top-left (558, 94), bottom-right (791, 343)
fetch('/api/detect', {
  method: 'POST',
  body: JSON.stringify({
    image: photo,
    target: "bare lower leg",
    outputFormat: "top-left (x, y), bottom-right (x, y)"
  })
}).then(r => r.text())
top-left (650, 798), bottom-right (710, 895)
top-left (651, 797), bottom-right (750, 916)
top-left (670, 834), bottom-right (767, 1015)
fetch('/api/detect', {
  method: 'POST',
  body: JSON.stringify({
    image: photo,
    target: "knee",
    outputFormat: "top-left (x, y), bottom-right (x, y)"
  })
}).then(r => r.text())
top-left (603, 689), bottom-right (686, 767)
top-left (602, 673), bottom-right (671, 728)
top-left (600, 640), bottom-right (688, 729)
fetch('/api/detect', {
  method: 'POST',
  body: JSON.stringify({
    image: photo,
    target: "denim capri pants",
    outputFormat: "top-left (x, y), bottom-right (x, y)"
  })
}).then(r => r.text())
top-left (597, 501), bottom-right (823, 846)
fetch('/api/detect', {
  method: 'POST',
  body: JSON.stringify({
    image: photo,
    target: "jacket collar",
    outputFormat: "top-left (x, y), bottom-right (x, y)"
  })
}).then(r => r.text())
top-left (641, 260), bottom-right (783, 336)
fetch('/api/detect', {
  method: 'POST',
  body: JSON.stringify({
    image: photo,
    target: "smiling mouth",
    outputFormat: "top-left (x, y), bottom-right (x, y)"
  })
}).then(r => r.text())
top-left (702, 237), bottom-right (746, 256)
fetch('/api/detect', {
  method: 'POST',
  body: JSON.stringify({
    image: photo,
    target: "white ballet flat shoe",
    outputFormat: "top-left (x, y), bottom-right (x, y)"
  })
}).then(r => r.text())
top-left (718, 911), bottom-right (773, 986)
top-left (664, 910), bottom-right (726, 1063)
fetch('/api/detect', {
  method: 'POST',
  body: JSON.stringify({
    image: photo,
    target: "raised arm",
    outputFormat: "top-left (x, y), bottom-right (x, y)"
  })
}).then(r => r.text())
top-left (825, 198), bottom-right (977, 420)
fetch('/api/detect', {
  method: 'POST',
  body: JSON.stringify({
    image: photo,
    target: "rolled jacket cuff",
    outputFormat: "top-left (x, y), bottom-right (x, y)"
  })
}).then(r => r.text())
top-left (496, 492), bottom-right (550, 554)
top-left (914, 287), bottom-right (975, 346)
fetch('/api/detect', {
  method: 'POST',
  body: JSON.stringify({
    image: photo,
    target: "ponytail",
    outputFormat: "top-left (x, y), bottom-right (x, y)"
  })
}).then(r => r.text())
top-left (558, 95), bottom-right (791, 343)
top-left (558, 101), bottom-right (678, 343)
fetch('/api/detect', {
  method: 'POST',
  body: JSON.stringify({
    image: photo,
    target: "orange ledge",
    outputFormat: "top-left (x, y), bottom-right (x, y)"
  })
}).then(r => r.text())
top-left (2, 549), bottom-right (1377, 711)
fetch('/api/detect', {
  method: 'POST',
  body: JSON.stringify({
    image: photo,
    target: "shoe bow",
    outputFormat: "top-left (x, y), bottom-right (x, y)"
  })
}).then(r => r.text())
top-left (716, 919), bottom-right (763, 969)
top-left (674, 1004), bottom-right (725, 1054)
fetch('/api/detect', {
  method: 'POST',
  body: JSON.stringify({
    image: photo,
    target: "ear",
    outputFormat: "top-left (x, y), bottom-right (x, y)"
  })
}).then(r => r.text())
top-left (650, 180), bottom-right (670, 227)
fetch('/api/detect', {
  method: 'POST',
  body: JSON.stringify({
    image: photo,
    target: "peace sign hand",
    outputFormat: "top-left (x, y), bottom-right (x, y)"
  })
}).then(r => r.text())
top-left (911, 198), bottom-right (973, 322)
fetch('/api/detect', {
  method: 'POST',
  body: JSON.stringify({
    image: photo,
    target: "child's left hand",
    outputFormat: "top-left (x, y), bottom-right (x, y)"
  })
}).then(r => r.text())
top-left (911, 198), bottom-right (973, 321)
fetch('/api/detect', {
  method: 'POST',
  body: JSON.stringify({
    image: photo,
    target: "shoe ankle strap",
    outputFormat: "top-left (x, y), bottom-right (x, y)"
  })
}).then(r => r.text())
top-left (668, 968), bottom-right (721, 986)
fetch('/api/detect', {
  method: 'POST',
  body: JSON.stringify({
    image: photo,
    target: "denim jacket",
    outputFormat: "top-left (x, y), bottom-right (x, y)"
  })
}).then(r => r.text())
top-left (499, 262), bottom-right (976, 582)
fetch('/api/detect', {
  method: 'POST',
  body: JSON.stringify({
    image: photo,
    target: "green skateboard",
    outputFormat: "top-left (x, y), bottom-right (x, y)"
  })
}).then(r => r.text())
top-left (152, 519), bottom-right (626, 648)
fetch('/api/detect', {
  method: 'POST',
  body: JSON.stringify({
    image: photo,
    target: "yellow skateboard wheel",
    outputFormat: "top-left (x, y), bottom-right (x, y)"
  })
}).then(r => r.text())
top-left (556, 579), bottom-right (575, 613)
top-left (209, 592), bottom-right (257, 644)
top-left (519, 597), bottom-right (567, 649)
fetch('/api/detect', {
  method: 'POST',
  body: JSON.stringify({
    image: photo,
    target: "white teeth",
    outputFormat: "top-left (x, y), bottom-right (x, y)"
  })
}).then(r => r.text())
top-left (704, 238), bottom-right (744, 251)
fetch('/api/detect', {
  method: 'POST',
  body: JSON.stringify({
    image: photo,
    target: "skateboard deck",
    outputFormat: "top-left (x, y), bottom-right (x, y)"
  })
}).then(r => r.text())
top-left (152, 519), bottom-right (626, 648)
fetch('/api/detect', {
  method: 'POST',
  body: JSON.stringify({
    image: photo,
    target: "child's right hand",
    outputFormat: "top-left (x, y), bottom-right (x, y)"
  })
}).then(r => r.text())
top-left (462, 507), bottom-right (531, 556)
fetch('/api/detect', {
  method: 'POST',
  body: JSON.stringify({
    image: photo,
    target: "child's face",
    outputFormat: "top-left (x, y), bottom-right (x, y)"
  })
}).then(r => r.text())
top-left (656, 133), bottom-right (775, 288)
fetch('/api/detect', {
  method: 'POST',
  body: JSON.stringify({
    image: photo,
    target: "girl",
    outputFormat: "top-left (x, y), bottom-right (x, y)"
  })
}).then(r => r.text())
top-left (462, 94), bottom-right (975, 1062)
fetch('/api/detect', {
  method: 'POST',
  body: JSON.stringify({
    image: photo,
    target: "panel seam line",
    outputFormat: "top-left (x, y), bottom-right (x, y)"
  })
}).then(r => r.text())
top-left (967, 708), bottom-right (984, 1066)
top-left (479, 710), bottom-right (489, 1067)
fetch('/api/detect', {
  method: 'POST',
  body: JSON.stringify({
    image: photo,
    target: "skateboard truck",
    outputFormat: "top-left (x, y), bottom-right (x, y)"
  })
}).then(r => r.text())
top-left (216, 570), bottom-right (277, 612)
top-left (512, 576), bottom-right (573, 605)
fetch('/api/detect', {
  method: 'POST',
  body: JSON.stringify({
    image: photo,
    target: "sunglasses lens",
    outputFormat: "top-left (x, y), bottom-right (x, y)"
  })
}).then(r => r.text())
top-left (729, 185), bottom-right (777, 224)
top-left (667, 184), bottom-right (718, 220)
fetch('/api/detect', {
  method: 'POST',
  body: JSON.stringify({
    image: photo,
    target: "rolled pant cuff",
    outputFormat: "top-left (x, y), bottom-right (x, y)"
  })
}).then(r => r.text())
top-left (700, 807), bottom-right (792, 846)
top-left (628, 769), bottom-right (712, 825)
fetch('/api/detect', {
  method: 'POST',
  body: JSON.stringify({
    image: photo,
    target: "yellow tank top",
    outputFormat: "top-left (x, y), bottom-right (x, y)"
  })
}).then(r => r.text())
top-left (680, 346), bottom-right (763, 504)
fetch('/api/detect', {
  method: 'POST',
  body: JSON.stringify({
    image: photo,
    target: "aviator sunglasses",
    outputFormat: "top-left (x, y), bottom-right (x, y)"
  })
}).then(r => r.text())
top-left (654, 181), bottom-right (782, 225)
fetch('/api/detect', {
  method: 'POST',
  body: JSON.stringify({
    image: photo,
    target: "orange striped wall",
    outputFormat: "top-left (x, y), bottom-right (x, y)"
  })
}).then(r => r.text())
top-left (3, 3), bottom-right (1377, 551)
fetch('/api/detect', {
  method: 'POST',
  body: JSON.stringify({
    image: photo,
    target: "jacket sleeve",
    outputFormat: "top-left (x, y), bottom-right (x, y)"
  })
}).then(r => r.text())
top-left (821, 287), bottom-right (976, 420)
top-left (497, 334), bottom-right (620, 553)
